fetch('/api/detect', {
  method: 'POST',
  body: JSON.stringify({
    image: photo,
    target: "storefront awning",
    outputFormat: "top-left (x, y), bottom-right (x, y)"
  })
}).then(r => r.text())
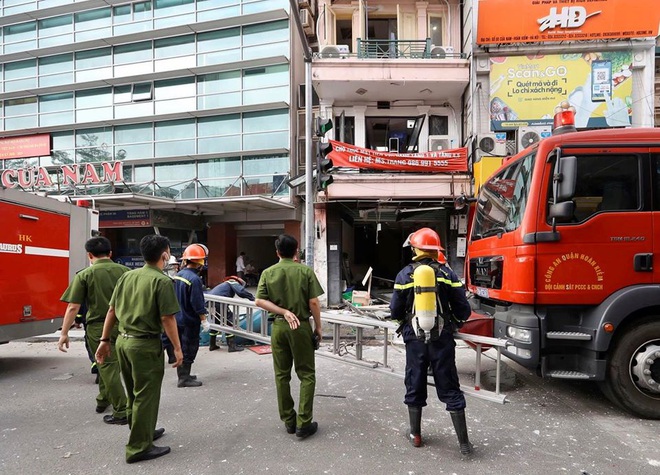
top-left (69, 193), bottom-right (294, 217)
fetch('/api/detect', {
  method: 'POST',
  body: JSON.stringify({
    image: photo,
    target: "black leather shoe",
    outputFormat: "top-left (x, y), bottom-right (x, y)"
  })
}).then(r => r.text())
top-left (95, 403), bottom-right (109, 413)
top-left (285, 423), bottom-right (296, 434)
top-left (295, 421), bottom-right (318, 439)
top-left (126, 445), bottom-right (171, 464)
top-left (153, 428), bottom-right (165, 441)
top-left (103, 414), bottom-right (128, 425)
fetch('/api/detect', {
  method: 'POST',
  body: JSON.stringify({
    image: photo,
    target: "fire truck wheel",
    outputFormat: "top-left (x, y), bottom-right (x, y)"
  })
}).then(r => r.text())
top-left (599, 318), bottom-right (660, 419)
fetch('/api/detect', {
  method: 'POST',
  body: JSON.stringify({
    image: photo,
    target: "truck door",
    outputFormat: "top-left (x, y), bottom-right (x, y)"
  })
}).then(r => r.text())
top-left (653, 152), bottom-right (660, 284)
top-left (0, 202), bottom-right (70, 326)
top-left (536, 149), bottom-right (653, 306)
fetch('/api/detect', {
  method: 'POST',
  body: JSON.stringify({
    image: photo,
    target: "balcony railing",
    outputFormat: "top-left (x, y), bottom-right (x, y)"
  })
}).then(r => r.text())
top-left (351, 38), bottom-right (464, 59)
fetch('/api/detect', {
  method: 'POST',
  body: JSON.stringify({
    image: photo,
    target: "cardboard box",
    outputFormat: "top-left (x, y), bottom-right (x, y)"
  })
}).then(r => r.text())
top-left (352, 290), bottom-right (371, 306)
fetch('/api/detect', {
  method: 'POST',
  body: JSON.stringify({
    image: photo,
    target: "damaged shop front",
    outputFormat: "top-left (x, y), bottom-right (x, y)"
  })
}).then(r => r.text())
top-left (314, 143), bottom-right (473, 306)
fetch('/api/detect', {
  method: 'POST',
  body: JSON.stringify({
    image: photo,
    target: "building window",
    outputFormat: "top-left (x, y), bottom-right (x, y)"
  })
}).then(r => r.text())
top-left (132, 83), bottom-right (153, 102)
top-left (429, 15), bottom-right (444, 47)
top-left (429, 115), bottom-right (449, 135)
top-left (38, 54), bottom-right (73, 87)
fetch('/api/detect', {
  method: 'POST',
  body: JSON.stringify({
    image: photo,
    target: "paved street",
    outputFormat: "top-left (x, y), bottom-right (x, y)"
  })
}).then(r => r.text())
top-left (1, 333), bottom-right (659, 475)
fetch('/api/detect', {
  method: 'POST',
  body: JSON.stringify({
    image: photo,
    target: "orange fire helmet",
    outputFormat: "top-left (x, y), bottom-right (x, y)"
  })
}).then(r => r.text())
top-left (404, 228), bottom-right (444, 251)
top-left (182, 243), bottom-right (207, 266)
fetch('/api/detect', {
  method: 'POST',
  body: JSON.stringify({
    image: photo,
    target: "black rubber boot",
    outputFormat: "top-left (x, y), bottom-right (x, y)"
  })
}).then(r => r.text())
top-left (408, 406), bottom-right (422, 447)
top-left (165, 347), bottom-right (175, 364)
top-left (227, 337), bottom-right (244, 353)
top-left (450, 410), bottom-right (473, 455)
top-left (209, 334), bottom-right (220, 352)
top-left (177, 364), bottom-right (202, 388)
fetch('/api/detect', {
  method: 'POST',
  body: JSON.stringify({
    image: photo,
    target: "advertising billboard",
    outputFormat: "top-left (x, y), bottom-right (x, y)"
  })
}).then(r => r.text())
top-left (489, 51), bottom-right (633, 130)
top-left (477, 0), bottom-right (658, 44)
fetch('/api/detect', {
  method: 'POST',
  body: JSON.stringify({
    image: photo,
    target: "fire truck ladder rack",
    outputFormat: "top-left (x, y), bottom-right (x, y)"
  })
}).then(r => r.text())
top-left (205, 295), bottom-right (509, 405)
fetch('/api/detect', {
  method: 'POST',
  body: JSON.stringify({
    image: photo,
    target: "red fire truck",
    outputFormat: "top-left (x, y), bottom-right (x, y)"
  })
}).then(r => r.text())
top-left (0, 188), bottom-right (98, 344)
top-left (466, 113), bottom-right (660, 418)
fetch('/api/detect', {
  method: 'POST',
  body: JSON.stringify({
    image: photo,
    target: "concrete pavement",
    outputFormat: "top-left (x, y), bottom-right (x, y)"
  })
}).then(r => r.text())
top-left (1, 333), bottom-right (659, 475)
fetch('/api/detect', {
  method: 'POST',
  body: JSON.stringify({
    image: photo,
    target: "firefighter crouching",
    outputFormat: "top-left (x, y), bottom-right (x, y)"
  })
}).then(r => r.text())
top-left (389, 227), bottom-right (473, 454)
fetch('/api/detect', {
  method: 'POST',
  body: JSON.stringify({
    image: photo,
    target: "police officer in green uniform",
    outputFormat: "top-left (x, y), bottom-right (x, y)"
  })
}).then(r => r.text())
top-left (59, 236), bottom-right (129, 423)
top-left (96, 234), bottom-right (183, 464)
top-left (255, 234), bottom-right (324, 439)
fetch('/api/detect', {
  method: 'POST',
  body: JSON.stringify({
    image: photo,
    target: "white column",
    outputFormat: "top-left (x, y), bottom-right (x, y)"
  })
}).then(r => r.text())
top-left (416, 2), bottom-right (428, 40)
top-left (353, 105), bottom-right (367, 147)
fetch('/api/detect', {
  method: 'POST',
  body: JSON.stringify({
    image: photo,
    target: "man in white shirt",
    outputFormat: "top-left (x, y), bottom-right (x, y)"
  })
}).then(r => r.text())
top-left (235, 251), bottom-right (246, 279)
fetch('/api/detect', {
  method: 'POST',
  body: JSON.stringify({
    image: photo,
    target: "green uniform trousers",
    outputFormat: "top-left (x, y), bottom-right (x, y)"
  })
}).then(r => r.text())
top-left (116, 337), bottom-right (164, 461)
top-left (271, 319), bottom-right (316, 428)
top-left (86, 322), bottom-right (127, 418)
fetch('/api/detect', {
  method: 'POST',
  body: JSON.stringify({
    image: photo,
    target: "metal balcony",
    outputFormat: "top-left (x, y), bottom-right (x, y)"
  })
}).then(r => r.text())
top-left (354, 38), bottom-right (462, 59)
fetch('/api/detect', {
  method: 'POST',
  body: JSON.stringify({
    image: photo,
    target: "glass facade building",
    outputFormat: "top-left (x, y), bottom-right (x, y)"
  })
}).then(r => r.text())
top-left (0, 0), bottom-right (299, 280)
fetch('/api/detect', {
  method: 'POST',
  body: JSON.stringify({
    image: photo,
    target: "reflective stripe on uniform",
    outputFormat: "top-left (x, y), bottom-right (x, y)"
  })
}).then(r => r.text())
top-left (172, 276), bottom-right (192, 286)
top-left (437, 277), bottom-right (463, 288)
top-left (395, 278), bottom-right (461, 289)
top-left (394, 282), bottom-right (414, 290)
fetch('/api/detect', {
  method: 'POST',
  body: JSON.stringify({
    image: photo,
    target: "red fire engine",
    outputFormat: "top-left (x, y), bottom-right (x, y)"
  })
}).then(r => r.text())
top-left (0, 188), bottom-right (97, 344)
top-left (466, 111), bottom-right (660, 418)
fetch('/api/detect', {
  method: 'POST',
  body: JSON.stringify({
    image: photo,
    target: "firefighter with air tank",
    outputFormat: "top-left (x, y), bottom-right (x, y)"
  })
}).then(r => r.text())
top-left (389, 227), bottom-right (473, 454)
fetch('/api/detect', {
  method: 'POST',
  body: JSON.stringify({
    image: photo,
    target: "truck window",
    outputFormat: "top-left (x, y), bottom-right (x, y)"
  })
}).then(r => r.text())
top-left (472, 151), bottom-right (535, 240)
top-left (553, 154), bottom-right (640, 224)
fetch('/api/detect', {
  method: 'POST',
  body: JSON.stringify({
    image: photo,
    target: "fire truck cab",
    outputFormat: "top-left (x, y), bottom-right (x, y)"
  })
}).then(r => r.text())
top-left (467, 119), bottom-right (660, 418)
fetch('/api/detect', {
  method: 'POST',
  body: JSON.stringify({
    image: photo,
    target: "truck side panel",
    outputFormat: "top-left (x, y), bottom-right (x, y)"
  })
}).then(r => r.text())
top-left (0, 200), bottom-right (70, 343)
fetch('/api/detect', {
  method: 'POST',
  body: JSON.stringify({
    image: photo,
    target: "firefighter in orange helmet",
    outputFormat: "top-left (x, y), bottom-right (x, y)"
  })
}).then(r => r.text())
top-left (390, 228), bottom-right (473, 454)
top-left (163, 243), bottom-right (210, 387)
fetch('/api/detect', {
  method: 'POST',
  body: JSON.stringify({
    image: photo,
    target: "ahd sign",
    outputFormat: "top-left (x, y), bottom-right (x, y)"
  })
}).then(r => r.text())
top-left (1, 161), bottom-right (124, 189)
top-left (477, 0), bottom-right (658, 44)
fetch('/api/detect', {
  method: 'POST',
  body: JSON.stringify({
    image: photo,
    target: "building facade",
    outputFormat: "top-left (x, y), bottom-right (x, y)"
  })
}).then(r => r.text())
top-left (0, 0), bottom-right (307, 285)
top-left (309, 0), bottom-right (472, 304)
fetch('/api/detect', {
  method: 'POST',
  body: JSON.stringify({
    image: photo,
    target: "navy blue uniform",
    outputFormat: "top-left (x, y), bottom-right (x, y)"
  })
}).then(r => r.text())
top-left (390, 257), bottom-right (471, 411)
top-left (208, 280), bottom-right (255, 301)
top-left (167, 267), bottom-right (207, 364)
top-left (207, 279), bottom-right (254, 339)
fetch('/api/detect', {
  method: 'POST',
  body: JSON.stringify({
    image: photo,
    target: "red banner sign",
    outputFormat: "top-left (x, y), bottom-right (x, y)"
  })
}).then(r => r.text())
top-left (328, 140), bottom-right (468, 173)
top-left (0, 134), bottom-right (51, 160)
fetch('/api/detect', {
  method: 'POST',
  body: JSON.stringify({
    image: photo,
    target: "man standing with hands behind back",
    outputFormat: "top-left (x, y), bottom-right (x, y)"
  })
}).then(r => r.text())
top-left (96, 234), bottom-right (183, 464)
top-left (255, 234), bottom-right (324, 439)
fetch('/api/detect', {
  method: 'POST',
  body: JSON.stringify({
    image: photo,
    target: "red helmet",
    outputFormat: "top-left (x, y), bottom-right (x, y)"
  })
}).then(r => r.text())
top-left (405, 228), bottom-right (444, 251)
top-left (182, 244), bottom-right (207, 265)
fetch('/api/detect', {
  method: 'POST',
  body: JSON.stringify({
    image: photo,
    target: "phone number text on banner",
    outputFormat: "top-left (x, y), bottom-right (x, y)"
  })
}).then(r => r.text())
top-left (328, 140), bottom-right (468, 173)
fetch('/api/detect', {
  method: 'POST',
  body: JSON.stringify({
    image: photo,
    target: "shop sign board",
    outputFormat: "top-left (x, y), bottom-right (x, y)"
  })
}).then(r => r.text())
top-left (328, 140), bottom-right (468, 172)
top-left (477, 0), bottom-right (658, 44)
top-left (1, 161), bottom-right (124, 189)
top-left (0, 134), bottom-right (51, 160)
top-left (99, 210), bottom-right (151, 228)
top-left (115, 256), bottom-right (146, 269)
top-left (489, 51), bottom-right (632, 130)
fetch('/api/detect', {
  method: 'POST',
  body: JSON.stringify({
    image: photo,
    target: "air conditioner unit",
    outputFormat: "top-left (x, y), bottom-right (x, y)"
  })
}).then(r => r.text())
top-left (477, 132), bottom-right (507, 157)
top-left (516, 126), bottom-right (551, 152)
top-left (319, 44), bottom-right (350, 58)
top-left (429, 45), bottom-right (455, 59)
top-left (300, 9), bottom-right (314, 37)
top-left (428, 135), bottom-right (454, 151)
